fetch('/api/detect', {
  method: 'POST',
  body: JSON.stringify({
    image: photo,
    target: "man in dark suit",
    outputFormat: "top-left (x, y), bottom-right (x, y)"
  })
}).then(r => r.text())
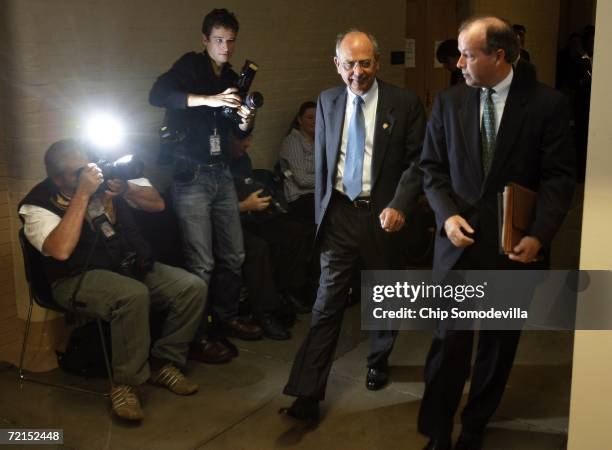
top-left (418, 17), bottom-right (574, 450)
top-left (280, 29), bottom-right (425, 421)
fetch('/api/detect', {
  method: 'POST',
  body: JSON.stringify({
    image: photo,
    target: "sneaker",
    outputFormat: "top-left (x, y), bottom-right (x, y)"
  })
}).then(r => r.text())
top-left (149, 364), bottom-right (198, 395)
top-left (110, 385), bottom-right (144, 421)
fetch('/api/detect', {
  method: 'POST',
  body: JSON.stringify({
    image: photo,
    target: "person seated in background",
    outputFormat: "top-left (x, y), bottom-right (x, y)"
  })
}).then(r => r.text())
top-left (18, 139), bottom-right (206, 422)
top-left (279, 101), bottom-right (316, 225)
top-left (229, 133), bottom-right (315, 318)
top-left (435, 39), bottom-right (464, 86)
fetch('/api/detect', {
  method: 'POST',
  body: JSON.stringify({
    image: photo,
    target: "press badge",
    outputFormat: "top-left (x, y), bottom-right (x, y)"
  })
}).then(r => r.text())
top-left (210, 128), bottom-right (222, 157)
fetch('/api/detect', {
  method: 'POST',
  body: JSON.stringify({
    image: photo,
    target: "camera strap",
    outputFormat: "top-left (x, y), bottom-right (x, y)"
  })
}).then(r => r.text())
top-left (86, 195), bottom-right (116, 239)
top-left (69, 227), bottom-right (101, 311)
top-left (210, 111), bottom-right (222, 157)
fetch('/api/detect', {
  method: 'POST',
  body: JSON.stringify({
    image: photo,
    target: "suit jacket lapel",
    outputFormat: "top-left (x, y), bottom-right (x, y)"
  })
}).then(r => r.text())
top-left (459, 87), bottom-right (484, 185)
top-left (371, 81), bottom-right (395, 189)
top-left (482, 77), bottom-right (529, 191)
top-left (327, 89), bottom-right (347, 181)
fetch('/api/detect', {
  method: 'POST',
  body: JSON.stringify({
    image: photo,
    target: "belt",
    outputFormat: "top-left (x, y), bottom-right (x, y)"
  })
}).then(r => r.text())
top-left (194, 161), bottom-right (227, 171)
top-left (333, 190), bottom-right (372, 209)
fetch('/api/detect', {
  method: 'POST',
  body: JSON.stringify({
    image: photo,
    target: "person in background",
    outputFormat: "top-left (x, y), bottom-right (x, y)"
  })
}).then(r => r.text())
top-left (229, 133), bottom-right (314, 334)
top-left (512, 24), bottom-right (531, 62)
top-left (149, 8), bottom-right (263, 362)
top-left (279, 101), bottom-right (316, 225)
top-left (436, 39), bottom-right (464, 86)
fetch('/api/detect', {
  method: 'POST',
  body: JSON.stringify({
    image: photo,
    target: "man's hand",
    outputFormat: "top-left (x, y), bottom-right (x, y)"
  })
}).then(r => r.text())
top-left (444, 214), bottom-right (475, 248)
top-left (189, 87), bottom-right (241, 108)
top-left (240, 189), bottom-right (271, 212)
top-left (76, 163), bottom-right (104, 198)
top-left (237, 104), bottom-right (256, 131)
top-left (508, 236), bottom-right (542, 263)
top-left (104, 179), bottom-right (128, 198)
top-left (379, 208), bottom-right (405, 232)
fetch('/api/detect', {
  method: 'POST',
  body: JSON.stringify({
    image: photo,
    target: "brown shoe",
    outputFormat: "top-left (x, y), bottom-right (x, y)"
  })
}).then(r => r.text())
top-left (110, 385), bottom-right (144, 421)
top-left (221, 317), bottom-right (264, 340)
top-left (149, 364), bottom-right (198, 395)
top-left (189, 338), bottom-right (233, 364)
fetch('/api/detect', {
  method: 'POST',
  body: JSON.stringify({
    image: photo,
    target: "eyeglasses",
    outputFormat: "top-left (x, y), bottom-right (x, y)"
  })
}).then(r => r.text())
top-left (339, 59), bottom-right (374, 71)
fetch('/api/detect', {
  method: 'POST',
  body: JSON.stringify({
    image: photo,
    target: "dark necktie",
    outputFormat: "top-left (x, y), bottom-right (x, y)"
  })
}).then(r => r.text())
top-left (481, 88), bottom-right (496, 173)
top-left (343, 95), bottom-right (365, 200)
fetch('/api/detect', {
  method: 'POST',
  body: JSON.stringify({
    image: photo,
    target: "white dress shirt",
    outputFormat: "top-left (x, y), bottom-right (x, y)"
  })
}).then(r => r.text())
top-left (479, 69), bottom-right (513, 135)
top-left (334, 79), bottom-right (379, 197)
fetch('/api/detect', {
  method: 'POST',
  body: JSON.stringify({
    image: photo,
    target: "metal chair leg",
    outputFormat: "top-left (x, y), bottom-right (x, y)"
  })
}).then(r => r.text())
top-left (18, 294), bottom-right (109, 398)
top-left (96, 319), bottom-right (114, 391)
top-left (17, 295), bottom-right (34, 389)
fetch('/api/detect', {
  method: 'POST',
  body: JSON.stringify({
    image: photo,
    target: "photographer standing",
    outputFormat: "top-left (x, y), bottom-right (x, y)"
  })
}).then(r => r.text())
top-left (18, 140), bottom-right (206, 421)
top-left (149, 8), bottom-right (263, 352)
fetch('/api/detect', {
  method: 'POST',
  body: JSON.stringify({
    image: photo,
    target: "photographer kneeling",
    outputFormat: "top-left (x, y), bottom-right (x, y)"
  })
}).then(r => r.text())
top-left (18, 139), bottom-right (206, 422)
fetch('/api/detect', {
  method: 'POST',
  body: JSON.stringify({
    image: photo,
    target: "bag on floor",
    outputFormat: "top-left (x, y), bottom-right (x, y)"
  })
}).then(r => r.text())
top-left (56, 320), bottom-right (112, 377)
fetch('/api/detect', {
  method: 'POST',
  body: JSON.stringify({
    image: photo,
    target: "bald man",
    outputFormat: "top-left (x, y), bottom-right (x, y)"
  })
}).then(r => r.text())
top-left (280, 29), bottom-right (425, 421)
top-left (418, 17), bottom-right (574, 450)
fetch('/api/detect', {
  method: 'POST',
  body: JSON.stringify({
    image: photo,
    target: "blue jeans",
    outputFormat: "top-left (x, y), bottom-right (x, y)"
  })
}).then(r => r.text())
top-left (171, 166), bottom-right (244, 321)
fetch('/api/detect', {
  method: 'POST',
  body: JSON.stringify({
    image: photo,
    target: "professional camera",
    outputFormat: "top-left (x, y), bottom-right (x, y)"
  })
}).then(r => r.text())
top-left (117, 251), bottom-right (154, 280)
top-left (243, 177), bottom-right (287, 215)
top-left (96, 155), bottom-right (144, 181)
top-left (77, 154), bottom-right (144, 198)
top-left (220, 60), bottom-right (264, 124)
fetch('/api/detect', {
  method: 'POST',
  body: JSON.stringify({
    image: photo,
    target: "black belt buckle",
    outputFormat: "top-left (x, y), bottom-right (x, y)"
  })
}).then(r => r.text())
top-left (352, 198), bottom-right (371, 209)
top-left (197, 161), bottom-right (226, 171)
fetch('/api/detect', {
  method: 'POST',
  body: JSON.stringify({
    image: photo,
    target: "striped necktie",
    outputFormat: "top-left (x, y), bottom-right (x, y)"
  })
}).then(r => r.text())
top-left (481, 87), bottom-right (496, 173)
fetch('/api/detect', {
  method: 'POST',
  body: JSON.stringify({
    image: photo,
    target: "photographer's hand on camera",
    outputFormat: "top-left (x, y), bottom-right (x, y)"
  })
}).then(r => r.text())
top-left (41, 163), bottom-right (103, 261)
top-left (240, 189), bottom-right (271, 212)
top-left (76, 163), bottom-right (104, 199)
top-left (237, 104), bottom-right (256, 131)
top-left (104, 179), bottom-right (128, 198)
top-left (104, 178), bottom-right (165, 213)
top-left (187, 87), bottom-right (241, 108)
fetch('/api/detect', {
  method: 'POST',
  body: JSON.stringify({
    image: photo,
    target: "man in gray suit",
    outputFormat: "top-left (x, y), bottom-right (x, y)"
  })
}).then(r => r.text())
top-left (281, 29), bottom-right (425, 421)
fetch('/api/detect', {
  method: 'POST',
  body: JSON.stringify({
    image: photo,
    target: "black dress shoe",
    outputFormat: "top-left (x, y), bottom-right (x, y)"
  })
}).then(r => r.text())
top-left (279, 397), bottom-right (319, 422)
top-left (454, 432), bottom-right (483, 450)
top-left (366, 367), bottom-right (389, 390)
top-left (220, 317), bottom-right (264, 340)
top-left (423, 436), bottom-right (452, 450)
top-left (260, 314), bottom-right (291, 340)
top-left (188, 338), bottom-right (233, 364)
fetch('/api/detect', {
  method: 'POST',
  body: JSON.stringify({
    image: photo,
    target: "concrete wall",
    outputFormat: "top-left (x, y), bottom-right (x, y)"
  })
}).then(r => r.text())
top-left (0, 0), bottom-right (406, 361)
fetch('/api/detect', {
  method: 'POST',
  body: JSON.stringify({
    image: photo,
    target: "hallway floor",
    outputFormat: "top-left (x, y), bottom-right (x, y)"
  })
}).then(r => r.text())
top-left (0, 305), bottom-right (572, 450)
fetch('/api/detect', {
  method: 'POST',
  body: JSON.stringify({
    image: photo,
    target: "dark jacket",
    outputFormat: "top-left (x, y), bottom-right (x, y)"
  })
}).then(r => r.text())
top-left (19, 179), bottom-right (152, 284)
top-left (420, 65), bottom-right (575, 277)
top-left (149, 51), bottom-right (250, 164)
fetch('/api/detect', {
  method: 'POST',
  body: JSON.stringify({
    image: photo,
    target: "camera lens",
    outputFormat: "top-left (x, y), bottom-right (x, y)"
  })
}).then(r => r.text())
top-left (245, 92), bottom-right (264, 109)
